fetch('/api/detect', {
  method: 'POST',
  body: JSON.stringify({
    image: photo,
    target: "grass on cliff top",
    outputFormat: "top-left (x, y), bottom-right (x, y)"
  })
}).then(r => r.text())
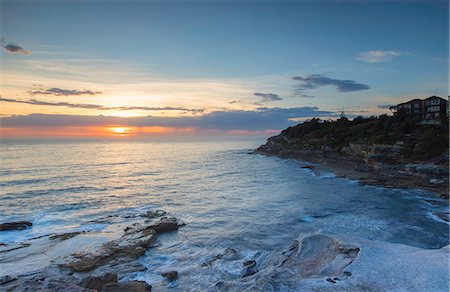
top-left (280, 115), bottom-right (449, 161)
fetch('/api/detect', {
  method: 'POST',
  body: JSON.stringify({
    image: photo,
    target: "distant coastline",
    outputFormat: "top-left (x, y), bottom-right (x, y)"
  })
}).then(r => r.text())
top-left (256, 111), bottom-right (449, 196)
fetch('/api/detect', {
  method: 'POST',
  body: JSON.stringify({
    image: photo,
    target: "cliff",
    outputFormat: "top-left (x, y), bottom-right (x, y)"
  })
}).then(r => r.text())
top-left (256, 115), bottom-right (449, 194)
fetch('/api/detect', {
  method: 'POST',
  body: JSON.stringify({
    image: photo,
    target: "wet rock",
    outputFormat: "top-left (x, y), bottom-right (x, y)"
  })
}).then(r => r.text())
top-left (161, 270), bottom-right (178, 281)
top-left (80, 273), bottom-right (118, 290)
top-left (64, 228), bottom-right (156, 272)
top-left (332, 270), bottom-right (352, 281)
top-left (50, 231), bottom-right (85, 241)
top-left (149, 217), bottom-right (184, 234)
top-left (65, 248), bottom-right (115, 272)
top-left (63, 211), bottom-right (184, 272)
top-left (143, 210), bottom-right (167, 219)
top-left (83, 260), bottom-right (147, 281)
top-left (279, 234), bottom-right (360, 279)
top-left (0, 221), bottom-right (32, 231)
top-left (32, 279), bottom-right (89, 292)
top-left (126, 215), bottom-right (184, 235)
top-left (0, 275), bottom-right (17, 285)
top-left (102, 281), bottom-right (152, 292)
top-left (222, 248), bottom-right (240, 261)
top-left (124, 223), bottom-right (141, 233)
top-left (242, 260), bottom-right (258, 277)
top-left (202, 248), bottom-right (241, 267)
top-left (243, 260), bottom-right (256, 267)
top-left (301, 165), bottom-right (315, 169)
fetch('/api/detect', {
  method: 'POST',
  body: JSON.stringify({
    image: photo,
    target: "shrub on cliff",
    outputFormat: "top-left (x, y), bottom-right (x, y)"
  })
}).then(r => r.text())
top-left (279, 115), bottom-right (448, 161)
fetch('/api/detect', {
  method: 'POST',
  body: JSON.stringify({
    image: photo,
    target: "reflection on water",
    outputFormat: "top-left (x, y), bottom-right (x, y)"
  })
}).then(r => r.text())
top-left (0, 137), bottom-right (448, 288)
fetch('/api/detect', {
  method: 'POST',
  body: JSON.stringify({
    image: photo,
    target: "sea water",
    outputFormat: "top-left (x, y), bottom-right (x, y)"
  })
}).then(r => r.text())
top-left (0, 137), bottom-right (448, 289)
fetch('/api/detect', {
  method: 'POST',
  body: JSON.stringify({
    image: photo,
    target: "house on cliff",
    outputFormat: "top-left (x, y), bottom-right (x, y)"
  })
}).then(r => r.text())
top-left (390, 96), bottom-right (448, 124)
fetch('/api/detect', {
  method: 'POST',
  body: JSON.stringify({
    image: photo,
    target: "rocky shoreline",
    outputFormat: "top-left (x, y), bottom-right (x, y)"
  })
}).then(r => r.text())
top-left (0, 208), bottom-right (366, 291)
top-left (255, 133), bottom-right (449, 196)
top-left (0, 209), bottom-right (184, 291)
top-left (1, 206), bottom-right (449, 291)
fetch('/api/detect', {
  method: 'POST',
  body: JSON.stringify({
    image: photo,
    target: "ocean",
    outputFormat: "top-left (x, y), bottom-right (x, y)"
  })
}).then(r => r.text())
top-left (0, 137), bottom-right (448, 290)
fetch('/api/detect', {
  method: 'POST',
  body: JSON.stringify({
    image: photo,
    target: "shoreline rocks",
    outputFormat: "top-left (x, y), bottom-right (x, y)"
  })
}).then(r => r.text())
top-left (242, 260), bottom-right (258, 277)
top-left (62, 212), bottom-right (185, 272)
top-left (50, 231), bottom-right (86, 241)
top-left (161, 271), bottom-right (178, 281)
top-left (256, 143), bottom-right (449, 194)
top-left (103, 281), bottom-right (152, 292)
top-left (0, 221), bottom-right (32, 231)
top-left (0, 209), bottom-right (181, 291)
top-left (278, 234), bottom-right (360, 279)
top-left (80, 273), bottom-right (118, 290)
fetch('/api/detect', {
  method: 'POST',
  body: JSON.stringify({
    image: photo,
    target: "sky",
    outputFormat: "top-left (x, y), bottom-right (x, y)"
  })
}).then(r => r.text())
top-left (0, 0), bottom-right (448, 137)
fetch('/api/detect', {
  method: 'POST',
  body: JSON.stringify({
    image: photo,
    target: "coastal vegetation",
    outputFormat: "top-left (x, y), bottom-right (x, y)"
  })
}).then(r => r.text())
top-left (276, 114), bottom-right (449, 161)
top-left (257, 113), bottom-right (449, 193)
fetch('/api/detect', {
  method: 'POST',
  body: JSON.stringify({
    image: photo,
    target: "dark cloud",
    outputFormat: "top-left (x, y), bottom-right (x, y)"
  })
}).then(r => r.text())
top-left (377, 104), bottom-right (395, 109)
top-left (292, 74), bottom-right (370, 96)
top-left (229, 100), bottom-right (240, 104)
top-left (0, 97), bottom-right (204, 114)
top-left (28, 88), bottom-right (102, 96)
top-left (2, 43), bottom-right (31, 55)
top-left (0, 107), bottom-right (335, 131)
top-left (253, 92), bottom-right (282, 104)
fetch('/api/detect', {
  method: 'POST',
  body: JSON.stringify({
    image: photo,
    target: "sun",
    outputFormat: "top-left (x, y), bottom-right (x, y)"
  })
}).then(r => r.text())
top-left (108, 127), bottom-right (134, 136)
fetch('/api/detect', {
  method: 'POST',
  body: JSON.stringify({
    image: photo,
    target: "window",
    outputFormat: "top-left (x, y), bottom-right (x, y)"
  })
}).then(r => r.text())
top-left (431, 99), bottom-right (440, 105)
top-left (427, 106), bottom-right (440, 112)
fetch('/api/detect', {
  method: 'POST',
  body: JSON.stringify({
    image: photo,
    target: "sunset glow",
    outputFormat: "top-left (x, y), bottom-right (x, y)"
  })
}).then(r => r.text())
top-left (0, 1), bottom-right (447, 138)
top-left (109, 127), bottom-right (134, 136)
top-left (0, 125), bottom-right (203, 138)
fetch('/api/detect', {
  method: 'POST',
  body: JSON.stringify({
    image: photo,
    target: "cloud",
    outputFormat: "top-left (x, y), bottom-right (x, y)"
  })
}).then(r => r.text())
top-left (28, 87), bottom-right (102, 96)
top-left (0, 107), bottom-right (335, 131)
top-left (2, 42), bottom-right (31, 55)
top-left (292, 74), bottom-right (370, 96)
top-left (253, 92), bottom-right (282, 104)
top-left (356, 50), bottom-right (401, 63)
top-left (377, 104), bottom-right (395, 109)
top-left (0, 97), bottom-right (204, 114)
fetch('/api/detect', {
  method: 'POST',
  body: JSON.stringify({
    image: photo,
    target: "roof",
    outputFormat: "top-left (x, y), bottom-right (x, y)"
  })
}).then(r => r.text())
top-left (424, 96), bottom-right (447, 102)
top-left (392, 96), bottom-right (448, 109)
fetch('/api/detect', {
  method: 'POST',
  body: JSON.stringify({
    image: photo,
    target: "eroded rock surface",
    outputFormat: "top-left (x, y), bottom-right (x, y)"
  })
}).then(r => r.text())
top-left (62, 212), bottom-right (184, 272)
top-left (161, 270), bottom-right (178, 281)
top-left (80, 272), bottom-right (118, 290)
top-left (279, 233), bottom-right (359, 279)
top-left (0, 209), bottom-right (180, 291)
top-left (102, 280), bottom-right (152, 292)
top-left (0, 275), bottom-right (17, 285)
top-left (0, 221), bottom-right (32, 231)
top-left (50, 231), bottom-right (86, 241)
